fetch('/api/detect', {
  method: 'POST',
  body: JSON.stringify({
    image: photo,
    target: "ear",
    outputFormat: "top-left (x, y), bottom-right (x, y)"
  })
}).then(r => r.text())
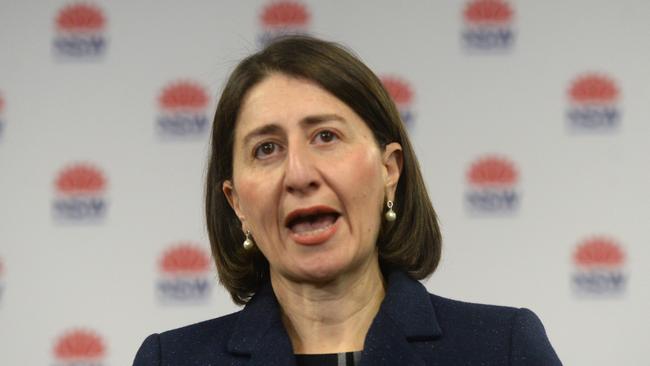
top-left (222, 180), bottom-right (245, 223)
top-left (382, 142), bottom-right (403, 201)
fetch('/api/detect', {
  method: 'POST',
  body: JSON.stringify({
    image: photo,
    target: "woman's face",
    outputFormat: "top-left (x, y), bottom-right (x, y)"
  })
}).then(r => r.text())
top-left (223, 73), bottom-right (401, 284)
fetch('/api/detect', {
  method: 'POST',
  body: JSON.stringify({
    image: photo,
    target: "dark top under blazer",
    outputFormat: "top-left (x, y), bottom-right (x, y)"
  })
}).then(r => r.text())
top-left (133, 271), bottom-right (562, 365)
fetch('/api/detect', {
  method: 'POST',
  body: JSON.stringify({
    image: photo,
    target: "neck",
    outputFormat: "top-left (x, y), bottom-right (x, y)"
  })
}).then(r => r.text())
top-left (270, 257), bottom-right (385, 354)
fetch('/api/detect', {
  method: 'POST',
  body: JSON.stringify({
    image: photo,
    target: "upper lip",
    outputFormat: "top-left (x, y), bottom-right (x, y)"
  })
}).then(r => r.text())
top-left (284, 205), bottom-right (341, 228)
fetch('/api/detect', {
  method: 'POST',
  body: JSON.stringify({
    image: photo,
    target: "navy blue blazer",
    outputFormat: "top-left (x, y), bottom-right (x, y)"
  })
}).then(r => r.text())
top-left (133, 271), bottom-right (561, 365)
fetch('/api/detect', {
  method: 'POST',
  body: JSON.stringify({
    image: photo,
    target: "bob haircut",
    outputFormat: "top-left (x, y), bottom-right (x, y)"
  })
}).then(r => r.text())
top-left (206, 36), bottom-right (442, 305)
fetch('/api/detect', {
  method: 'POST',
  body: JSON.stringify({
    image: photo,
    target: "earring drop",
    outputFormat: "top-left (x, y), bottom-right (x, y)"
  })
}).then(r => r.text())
top-left (243, 230), bottom-right (254, 250)
top-left (385, 200), bottom-right (396, 222)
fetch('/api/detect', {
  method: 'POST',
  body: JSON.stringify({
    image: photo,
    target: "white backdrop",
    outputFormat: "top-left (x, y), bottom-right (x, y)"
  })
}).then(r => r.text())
top-left (1, 1), bottom-right (648, 365)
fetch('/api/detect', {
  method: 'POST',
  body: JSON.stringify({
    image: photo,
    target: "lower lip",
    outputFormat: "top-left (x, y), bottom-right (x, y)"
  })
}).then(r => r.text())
top-left (288, 217), bottom-right (339, 246)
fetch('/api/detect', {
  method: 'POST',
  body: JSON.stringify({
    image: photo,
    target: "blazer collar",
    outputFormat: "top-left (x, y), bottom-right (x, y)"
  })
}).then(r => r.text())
top-left (359, 271), bottom-right (442, 365)
top-left (227, 271), bottom-right (442, 365)
top-left (379, 270), bottom-right (442, 340)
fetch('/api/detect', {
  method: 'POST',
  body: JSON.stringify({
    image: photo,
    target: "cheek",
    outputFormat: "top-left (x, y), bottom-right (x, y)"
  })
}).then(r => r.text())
top-left (232, 157), bottom-right (280, 216)
top-left (332, 147), bottom-right (385, 208)
top-left (234, 176), bottom-right (272, 223)
top-left (342, 149), bottom-right (384, 247)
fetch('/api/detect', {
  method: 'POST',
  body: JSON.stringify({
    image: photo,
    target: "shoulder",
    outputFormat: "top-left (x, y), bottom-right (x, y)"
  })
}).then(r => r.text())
top-left (428, 294), bottom-right (562, 365)
top-left (159, 310), bottom-right (240, 344)
top-left (133, 311), bottom-right (242, 366)
top-left (430, 293), bottom-right (521, 328)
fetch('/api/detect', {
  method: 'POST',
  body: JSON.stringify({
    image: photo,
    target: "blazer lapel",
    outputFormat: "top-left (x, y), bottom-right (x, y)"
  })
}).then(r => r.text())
top-left (360, 308), bottom-right (428, 366)
top-left (247, 316), bottom-right (296, 366)
top-left (227, 281), bottom-right (296, 366)
top-left (359, 271), bottom-right (442, 366)
top-left (226, 271), bottom-right (441, 366)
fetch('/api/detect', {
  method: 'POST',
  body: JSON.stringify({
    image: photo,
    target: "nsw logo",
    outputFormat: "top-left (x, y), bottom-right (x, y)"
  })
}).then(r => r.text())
top-left (156, 81), bottom-right (210, 138)
top-left (53, 3), bottom-right (107, 59)
top-left (462, 0), bottom-right (515, 51)
top-left (156, 243), bottom-right (213, 303)
top-left (572, 236), bottom-right (626, 296)
top-left (52, 163), bottom-right (108, 222)
top-left (566, 73), bottom-right (621, 133)
top-left (465, 155), bottom-right (520, 214)
top-left (52, 328), bottom-right (106, 366)
top-left (258, 1), bottom-right (310, 47)
top-left (380, 76), bottom-right (415, 127)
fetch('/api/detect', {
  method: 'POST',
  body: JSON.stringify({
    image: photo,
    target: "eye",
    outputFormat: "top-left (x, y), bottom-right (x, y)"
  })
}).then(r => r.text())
top-left (313, 129), bottom-right (338, 144)
top-left (254, 141), bottom-right (281, 159)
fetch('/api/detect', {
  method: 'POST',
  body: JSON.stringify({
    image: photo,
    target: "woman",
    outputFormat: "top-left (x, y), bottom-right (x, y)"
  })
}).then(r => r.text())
top-left (134, 36), bottom-right (562, 366)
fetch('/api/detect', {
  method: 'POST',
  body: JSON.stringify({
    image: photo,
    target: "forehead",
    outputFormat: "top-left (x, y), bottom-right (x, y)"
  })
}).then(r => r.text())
top-left (235, 73), bottom-right (363, 135)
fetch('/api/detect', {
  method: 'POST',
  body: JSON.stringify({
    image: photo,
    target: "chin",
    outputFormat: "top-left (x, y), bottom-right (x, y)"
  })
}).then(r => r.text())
top-left (289, 256), bottom-right (351, 284)
top-left (298, 266), bottom-right (346, 285)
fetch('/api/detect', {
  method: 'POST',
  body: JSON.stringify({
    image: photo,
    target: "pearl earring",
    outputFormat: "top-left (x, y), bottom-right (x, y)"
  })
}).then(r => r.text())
top-left (385, 200), bottom-right (396, 222)
top-left (243, 230), bottom-right (254, 250)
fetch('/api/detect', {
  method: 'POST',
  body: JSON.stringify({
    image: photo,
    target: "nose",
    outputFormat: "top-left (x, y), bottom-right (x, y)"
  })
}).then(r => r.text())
top-left (283, 143), bottom-right (320, 196)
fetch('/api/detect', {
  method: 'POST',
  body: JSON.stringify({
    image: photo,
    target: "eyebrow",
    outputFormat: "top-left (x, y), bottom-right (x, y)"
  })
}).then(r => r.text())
top-left (242, 113), bottom-right (346, 146)
top-left (302, 113), bottom-right (346, 126)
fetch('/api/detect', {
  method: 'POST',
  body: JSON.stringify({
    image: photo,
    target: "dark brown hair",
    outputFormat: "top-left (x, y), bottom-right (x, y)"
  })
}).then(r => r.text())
top-left (206, 36), bottom-right (441, 305)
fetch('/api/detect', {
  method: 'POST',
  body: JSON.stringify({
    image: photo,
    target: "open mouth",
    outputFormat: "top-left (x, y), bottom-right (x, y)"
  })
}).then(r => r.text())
top-left (285, 206), bottom-right (341, 237)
